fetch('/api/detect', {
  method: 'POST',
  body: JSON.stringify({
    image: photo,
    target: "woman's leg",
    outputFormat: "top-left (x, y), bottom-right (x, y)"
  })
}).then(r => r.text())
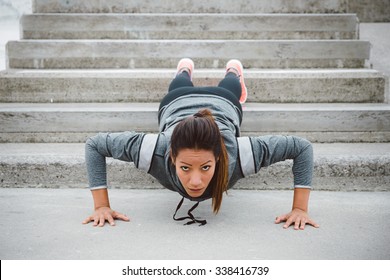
top-left (168, 58), bottom-right (195, 91)
top-left (219, 59), bottom-right (247, 104)
top-left (217, 72), bottom-right (242, 101)
top-left (160, 59), bottom-right (196, 120)
top-left (168, 71), bottom-right (194, 92)
top-left (159, 71), bottom-right (195, 123)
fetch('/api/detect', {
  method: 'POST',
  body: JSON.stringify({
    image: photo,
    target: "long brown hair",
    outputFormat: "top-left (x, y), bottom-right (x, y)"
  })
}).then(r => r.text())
top-left (170, 109), bottom-right (229, 214)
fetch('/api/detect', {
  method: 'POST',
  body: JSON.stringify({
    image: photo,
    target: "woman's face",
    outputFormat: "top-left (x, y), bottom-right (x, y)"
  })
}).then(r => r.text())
top-left (172, 148), bottom-right (217, 197)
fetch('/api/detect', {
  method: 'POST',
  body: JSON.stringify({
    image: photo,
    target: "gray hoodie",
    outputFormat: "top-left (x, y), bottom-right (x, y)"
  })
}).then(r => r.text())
top-left (85, 94), bottom-right (313, 201)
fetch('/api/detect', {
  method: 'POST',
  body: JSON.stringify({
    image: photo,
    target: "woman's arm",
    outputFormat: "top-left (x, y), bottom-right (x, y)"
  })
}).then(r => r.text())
top-left (83, 132), bottom-right (146, 226)
top-left (247, 135), bottom-right (319, 229)
top-left (85, 132), bottom-right (146, 189)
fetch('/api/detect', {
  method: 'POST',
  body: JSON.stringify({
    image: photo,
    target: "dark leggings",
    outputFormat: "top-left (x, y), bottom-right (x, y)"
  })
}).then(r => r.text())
top-left (159, 72), bottom-right (243, 122)
top-left (168, 72), bottom-right (241, 98)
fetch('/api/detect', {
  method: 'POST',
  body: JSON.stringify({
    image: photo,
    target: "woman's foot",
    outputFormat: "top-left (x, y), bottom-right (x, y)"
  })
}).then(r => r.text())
top-left (226, 59), bottom-right (247, 104)
top-left (175, 58), bottom-right (195, 81)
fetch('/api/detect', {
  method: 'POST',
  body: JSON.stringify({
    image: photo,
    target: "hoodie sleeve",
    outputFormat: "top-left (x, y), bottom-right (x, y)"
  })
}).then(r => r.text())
top-left (85, 132), bottom-right (158, 190)
top-left (237, 135), bottom-right (313, 188)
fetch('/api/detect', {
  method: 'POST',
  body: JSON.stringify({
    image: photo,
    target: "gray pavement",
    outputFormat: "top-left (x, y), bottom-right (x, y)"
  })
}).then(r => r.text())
top-left (0, 188), bottom-right (389, 260)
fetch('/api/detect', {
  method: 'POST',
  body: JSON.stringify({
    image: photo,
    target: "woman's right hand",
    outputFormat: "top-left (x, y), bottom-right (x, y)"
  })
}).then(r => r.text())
top-left (82, 206), bottom-right (130, 227)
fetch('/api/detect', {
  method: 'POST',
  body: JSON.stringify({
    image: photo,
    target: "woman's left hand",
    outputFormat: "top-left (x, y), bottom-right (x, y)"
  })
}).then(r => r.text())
top-left (275, 208), bottom-right (319, 230)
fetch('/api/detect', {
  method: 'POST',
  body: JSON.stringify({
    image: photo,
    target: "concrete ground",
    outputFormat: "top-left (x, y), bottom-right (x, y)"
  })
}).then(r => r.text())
top-left (0, 188), bottom-right (389, 260)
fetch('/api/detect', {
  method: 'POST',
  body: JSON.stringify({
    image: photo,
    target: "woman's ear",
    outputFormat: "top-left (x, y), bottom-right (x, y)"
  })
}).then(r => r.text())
top-left (170, 150), bottom-right (175, 165)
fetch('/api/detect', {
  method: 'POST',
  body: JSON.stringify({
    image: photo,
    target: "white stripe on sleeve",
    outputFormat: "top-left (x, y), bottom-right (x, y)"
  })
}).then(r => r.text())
top-left (138, 134), bottom-right (159, 172)
top-left (237, 137), bottom-right (255, 177)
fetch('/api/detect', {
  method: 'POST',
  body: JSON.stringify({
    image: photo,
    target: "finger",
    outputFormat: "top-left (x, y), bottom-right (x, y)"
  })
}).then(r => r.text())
top-left (93, 216), bottom-right (99, 227)
top-left (113, 211), bottom-right (130, 222)
top-left (283, 217), bottom-right (294, 229)
top-left (98, 215), bottom-right (105, 227)
top-left (299, 219), bottom-right (307, 230)
top-left (82, 216), bottom-right (93, 224)
top-left (275, 214), bottom-right (287, 224)
top-left (294, 218), bottom-right (301, 230)
top-left (307, 219), bottom-right (320, 228)
top-left (106, 214), bottom-right (116, 226)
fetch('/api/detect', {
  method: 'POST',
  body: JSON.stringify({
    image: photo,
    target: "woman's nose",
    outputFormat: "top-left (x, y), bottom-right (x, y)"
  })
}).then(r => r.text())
top-left (189, 173), bottom-right (202, 186)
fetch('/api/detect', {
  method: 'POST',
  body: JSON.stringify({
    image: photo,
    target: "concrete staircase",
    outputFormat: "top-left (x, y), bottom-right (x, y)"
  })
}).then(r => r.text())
top-left (0, 0), bottom-right (389, 190)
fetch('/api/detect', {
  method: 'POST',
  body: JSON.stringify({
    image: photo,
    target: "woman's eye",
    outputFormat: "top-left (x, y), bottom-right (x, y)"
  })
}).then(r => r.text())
top-left (202, 166), bottom-right (211, 171)
top-left (180, 166), bottom-right (189, 171)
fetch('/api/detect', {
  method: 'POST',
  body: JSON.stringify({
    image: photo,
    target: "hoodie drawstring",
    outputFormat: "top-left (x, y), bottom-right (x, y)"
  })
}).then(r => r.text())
top-left (173, 197), bottom-right (207, 226)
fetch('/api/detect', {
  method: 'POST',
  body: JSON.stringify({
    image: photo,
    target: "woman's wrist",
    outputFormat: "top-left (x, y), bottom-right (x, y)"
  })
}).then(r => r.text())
top-left (292, 188), bottom-right (310, 212)
top-left (91, 188), bottom-right (111, 210)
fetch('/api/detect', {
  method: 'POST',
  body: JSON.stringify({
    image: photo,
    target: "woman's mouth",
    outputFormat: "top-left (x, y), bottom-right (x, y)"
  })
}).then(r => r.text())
top-left (188, 187), bottom-right (205, 194)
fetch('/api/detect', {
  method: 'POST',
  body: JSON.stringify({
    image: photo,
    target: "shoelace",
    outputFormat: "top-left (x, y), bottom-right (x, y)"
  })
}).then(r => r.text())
top-left (173, 197), bottom-right (207, 226)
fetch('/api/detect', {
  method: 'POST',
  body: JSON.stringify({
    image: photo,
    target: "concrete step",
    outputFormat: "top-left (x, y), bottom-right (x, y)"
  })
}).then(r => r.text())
top-left (21, 13), bottom-right (358, 40)
top-left (0, 69), bottom-right (387, 103)
top-left (32, 0), bottom-right (348, 14)
top-left (0, 142), bottom-right (389, 191)
top-left (1, 103), bottom-right (389, 143)
top-left (6, 39), bottom-right (371, 69)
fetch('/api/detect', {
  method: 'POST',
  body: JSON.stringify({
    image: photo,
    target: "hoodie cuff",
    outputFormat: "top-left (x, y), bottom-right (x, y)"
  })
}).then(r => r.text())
top-left (89, 185), bottom-right (108, 191)
top-left (294, 185), bottom-right (312, 189)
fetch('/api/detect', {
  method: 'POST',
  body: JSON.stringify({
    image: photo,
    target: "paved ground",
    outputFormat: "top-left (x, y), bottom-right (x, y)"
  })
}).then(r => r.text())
top-left (0, 188), bottom-right (389, 260)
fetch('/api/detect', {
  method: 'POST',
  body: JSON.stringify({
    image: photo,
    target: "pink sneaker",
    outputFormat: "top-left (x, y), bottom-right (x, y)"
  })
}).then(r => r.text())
top-left (175, 58), bottom-right (195, 81)
top-left (226, 59), bottom-right (247, 104)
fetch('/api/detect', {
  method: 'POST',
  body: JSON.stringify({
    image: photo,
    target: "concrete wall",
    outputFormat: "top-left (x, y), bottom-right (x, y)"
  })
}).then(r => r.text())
top-left (348, 0), bottom-right (390, 22)
top-left (1, 0), bottom-right (389, 22)
top-left (0, 0), bottom-right (30, 70)
top-left (0, 0), bottom-right (32, 21)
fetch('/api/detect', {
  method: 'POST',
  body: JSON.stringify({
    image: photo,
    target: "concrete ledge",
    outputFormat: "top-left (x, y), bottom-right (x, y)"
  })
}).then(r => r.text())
top-left (2, 131), bottom-right (390, 144)
top-left (0, 69), bottom-right (386, 103)
top-left (6, 40), bottom-right (370, 69)
top-left (32, 0), bottom-right (348, 14)
top-left (1, 103), bottom-right (389, 142)
top-left (0, 143), bottom-right (389, 191)
top-left (21, 14), bottom-right (358, 40)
